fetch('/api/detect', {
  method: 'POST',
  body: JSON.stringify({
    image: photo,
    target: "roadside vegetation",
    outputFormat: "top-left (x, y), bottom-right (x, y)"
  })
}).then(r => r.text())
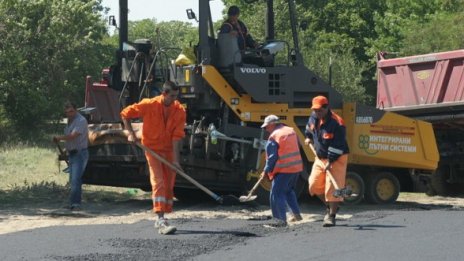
top-left (0, 143), bottom-right (66, 205)
top-left (2, 0), bottom-right (464, 135)
top-left (0, 139), bottom-right (142, 208)
top-left (2, 0), bottom-right (464, 203)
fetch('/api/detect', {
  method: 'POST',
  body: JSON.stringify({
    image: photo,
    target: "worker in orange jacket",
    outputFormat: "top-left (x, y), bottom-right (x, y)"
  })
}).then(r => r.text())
top-left (121, 80), bottom-right (186, 235)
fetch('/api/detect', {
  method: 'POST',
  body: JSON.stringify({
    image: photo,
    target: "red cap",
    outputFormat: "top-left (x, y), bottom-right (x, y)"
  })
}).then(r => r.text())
top-left (311, 96), bottom-right (329, 109)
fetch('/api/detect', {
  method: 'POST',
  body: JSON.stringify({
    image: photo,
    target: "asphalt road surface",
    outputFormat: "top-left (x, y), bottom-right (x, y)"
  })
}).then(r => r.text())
top-left (1, 198), bottom-right (463, 261)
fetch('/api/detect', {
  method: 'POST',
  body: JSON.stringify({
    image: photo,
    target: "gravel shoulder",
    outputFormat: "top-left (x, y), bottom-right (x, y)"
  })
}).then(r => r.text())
top-left (1, 192), bottom-right (463, 235)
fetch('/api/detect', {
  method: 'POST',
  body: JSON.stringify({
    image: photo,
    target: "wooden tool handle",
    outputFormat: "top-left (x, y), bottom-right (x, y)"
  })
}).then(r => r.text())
top-left (136, 142), bottom-right (222, 201)
top-left (247, 174), bottom-right (265, 198)
top-left (308, 143), bottom-right (340, 190)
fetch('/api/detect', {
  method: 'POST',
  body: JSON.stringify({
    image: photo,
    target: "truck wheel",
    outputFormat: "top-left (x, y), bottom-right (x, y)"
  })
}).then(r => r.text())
top-left (429, 164), bottom-right (460, 196)
top-left (365, 172), bottom-right (400, 204)
top-left (343, 171), bottom-right (364, 205)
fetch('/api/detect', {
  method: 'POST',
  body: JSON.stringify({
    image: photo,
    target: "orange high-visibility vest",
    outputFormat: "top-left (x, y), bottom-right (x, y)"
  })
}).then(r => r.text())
top-left (267, 126), bottom-right (303, 180)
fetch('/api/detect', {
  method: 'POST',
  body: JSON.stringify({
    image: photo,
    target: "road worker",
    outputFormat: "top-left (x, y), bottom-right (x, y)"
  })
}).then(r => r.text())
top-left (53, 101), bottom-right (89, 211)
top-left (121, 80), bottom-right (186, 235)
top-left (261, 115), bottom-right (303, 227)
top-left (219, 5), bottom-right (259, 51)
top-left (305, 96), bottom-right (349, 227)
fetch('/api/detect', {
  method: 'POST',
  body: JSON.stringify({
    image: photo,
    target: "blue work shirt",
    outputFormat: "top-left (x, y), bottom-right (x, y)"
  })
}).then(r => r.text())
top-left (264, 139), bottom-right (279, 174)
top-left (305, 109), bottom-right (349, 162)
top-left (264, 125), bottom-right (285, 174)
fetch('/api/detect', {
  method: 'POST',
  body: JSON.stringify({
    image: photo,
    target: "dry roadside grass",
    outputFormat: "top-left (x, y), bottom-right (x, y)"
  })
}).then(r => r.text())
top-left (0, 143), bottom-right (140, 208)
top-left (0, 143), bottom-right (66, 188)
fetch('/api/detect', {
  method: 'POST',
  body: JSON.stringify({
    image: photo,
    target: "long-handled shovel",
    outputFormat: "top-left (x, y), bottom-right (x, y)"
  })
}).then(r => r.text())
top-left (54, 140), bottom-right (69, 166)
top-left (308, 143), bottom-right (355, 198)
top-left (136, 142), bottom-right (242, 205)
top-left (239, 174), bottom-right (265, 202)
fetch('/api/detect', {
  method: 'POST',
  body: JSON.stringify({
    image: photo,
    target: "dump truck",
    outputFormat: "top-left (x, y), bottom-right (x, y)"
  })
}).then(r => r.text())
top-left (79, 0), bottom-right (439, 205)
top-left (377, 50), bottom-right (464, 195)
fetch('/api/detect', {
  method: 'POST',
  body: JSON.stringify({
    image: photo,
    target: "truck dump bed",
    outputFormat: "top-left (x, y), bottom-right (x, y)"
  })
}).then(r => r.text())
top-left (377, 50), bottom-right (464, 124)
top-left (377, 50), bottom-right (464, 194)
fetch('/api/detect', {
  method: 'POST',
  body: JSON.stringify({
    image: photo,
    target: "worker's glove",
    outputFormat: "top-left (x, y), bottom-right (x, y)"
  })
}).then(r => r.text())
top-left (261, 171), bottom-right (270, 180)
top-left (127, 132), bottom-right (136, 143)
top-left (304, 138), bottom-right (312, 146)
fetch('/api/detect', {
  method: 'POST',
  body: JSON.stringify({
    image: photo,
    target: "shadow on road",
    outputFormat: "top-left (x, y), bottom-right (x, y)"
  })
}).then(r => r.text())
top-left (340, 224), bottom-right (406, 231)
top-left (176, 229), bottom-right (258, 237)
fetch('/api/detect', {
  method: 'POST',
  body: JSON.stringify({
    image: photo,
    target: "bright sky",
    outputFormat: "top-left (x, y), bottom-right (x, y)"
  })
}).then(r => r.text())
top-left (101, 0), bottom-right (226, 24)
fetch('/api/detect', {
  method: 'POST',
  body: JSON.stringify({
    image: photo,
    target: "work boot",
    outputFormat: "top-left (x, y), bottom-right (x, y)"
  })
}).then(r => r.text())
top-left (322, 214), bottom-right (336, 227)
top-left (323, 205), bottom-right (330, 221)
top-left (323, 205), bottom-right (339, 222)
top-left (155, 219), bottom-right (177, 235)
top-left (64, 204), bottom-right (82, 211)
top-left (289, 213), bottom-right (303, 222)
top-left (70, 205), bottom-right (82, 211)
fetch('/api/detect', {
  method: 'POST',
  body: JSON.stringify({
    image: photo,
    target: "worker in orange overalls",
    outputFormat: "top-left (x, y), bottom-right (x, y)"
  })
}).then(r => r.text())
top-left (305, 96), bottom-right (349, 227)
top-left (121, 80), bottom-right (186, 235)
top-left (261, 114), bottom-right (303, 227)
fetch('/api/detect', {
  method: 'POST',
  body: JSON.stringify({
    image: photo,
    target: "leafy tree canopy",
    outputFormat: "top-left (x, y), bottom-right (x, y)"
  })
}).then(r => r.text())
top-left (0, 0), bottom-right (112, 135)
top-left (2, 0), bottom-right (464, 138)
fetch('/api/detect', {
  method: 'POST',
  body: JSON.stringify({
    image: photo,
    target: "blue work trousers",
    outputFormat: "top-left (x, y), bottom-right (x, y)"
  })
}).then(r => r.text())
top-left (270, 173), bottom-right (301, 222)
top-left (68, 149), bottom-right (88, 206)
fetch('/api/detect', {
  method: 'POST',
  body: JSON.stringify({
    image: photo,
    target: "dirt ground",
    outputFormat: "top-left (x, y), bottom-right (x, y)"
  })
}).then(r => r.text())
top-left (1, 192), bottom-right (463, 235)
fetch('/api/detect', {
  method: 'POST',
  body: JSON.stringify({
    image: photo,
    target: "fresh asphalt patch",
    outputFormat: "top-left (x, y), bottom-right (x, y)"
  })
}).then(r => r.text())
top-left (45, 219), bottom-right (272, 261)
top-left (3, 194), bottom-right (464, 260)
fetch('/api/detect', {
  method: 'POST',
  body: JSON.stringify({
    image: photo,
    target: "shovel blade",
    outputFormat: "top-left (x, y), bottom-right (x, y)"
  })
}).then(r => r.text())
top-left (239, 195), bottom-right (257, 202)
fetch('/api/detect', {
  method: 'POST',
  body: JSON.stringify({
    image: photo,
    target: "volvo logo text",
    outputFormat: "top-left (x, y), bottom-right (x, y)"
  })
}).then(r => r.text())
top-left (240, 68), bottom-right (266, 74)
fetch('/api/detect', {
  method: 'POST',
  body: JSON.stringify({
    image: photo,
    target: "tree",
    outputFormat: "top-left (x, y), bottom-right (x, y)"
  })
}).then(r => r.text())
top-left (108, 19), bottom-right (197, 62)
top-left (0, 0), bottom-right (113, 136)
top-left (365, 0), bottom-right (445, 59)
top-left (400, 12), bottom-right (464, 56)
top-left (116, 19), bottom-right (197, 51)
